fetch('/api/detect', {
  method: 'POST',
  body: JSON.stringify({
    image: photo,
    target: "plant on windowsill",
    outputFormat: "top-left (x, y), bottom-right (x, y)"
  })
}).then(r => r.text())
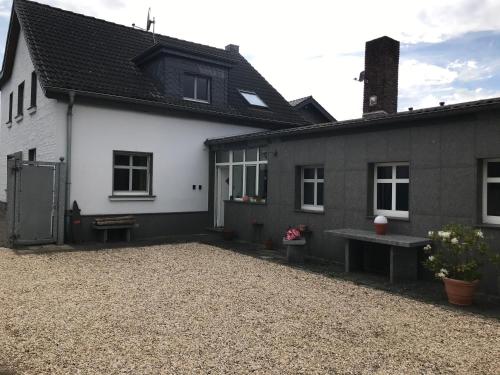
top-left (222, 228), bottom-right (236, 241)
top-left (423, 224), bottom-right (500, 306)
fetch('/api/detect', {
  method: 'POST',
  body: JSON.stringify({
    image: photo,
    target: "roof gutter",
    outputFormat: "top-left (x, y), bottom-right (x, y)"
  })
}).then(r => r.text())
top-left (65, 90), bottom-right (75, 214)
top-left (44, 86), bottom-right (305, 129)
top-left (205, 99), bottom-right (500, 146)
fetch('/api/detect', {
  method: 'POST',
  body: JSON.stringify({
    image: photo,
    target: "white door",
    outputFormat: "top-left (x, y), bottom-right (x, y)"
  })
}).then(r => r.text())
top-left (215, 166), bottom-right (230, 227)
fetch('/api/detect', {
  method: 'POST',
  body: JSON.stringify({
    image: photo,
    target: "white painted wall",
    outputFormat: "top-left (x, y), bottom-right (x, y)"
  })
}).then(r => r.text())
top-left (71, 104), bottom-right (263, 215)
top-left (0, 30), bottom-right (265, 214)
top-left (0, 29), bottom-right (67, 202)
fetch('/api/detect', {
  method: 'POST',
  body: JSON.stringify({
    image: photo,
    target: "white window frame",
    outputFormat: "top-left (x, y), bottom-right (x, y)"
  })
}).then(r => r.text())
top-left (215, 148), bottom-right (268, 201)
top-left (113, 152), bottom-right (151, 196)
top-left (238, 90), bottom-right (268, 108)
top-left (301, 166), bottom-right (324, 212)
top-left (183, 74), bottom-right (210, 103)
top-left (483, 158), bottom-right (500, 224)
top-left (373, 162), bottom-right (409, 219)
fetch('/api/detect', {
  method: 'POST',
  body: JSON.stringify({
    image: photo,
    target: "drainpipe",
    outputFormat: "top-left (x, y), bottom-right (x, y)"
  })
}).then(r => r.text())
top-left (64, 91), bottom-right (75, 239)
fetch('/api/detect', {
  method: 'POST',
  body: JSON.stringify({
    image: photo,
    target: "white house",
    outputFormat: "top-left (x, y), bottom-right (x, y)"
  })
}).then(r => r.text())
top-left (0, 0), bottom-right (312, 241)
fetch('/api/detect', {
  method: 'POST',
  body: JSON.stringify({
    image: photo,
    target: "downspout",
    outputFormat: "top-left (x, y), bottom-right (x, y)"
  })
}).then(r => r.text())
top-left (64, 91), bottom-right (75, 239)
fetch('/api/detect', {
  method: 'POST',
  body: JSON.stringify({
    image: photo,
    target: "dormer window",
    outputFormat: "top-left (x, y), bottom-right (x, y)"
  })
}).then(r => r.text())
top-left (183, 74), bottom-right (210, 103)
top-left (239, 90), bottom-right (267, 107)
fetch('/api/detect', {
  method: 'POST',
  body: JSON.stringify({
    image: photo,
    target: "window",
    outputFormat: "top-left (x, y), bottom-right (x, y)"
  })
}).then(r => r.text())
top-left (374, 163), bottom-right (409, 218)
top-left (301, 166), bottom-right (324, 211)
top-left (239, 90), bottom-right (267, 107)
top-left (7, 92), bottom-right (13, 123)
top-left (183, 74), bottom-right (210, 103)
top-left (482, 159), bottom-right (500, 224)
top-left (113, 151), bottom-right (152, 195)
top-left (28, 148), bottom-right (36, 162)
top-left (17, 81), bottom-right (24, 117)
top-left (215, 148), bottom-right (268, 201)
top-left (30, 71), bottom-right (37, 108)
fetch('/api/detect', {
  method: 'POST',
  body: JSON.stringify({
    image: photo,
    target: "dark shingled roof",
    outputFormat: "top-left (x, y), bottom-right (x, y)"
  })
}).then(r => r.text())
top-left (288, 96), bottom-right (311, 107)
top-left (289, 95), bottom-right (336, 122)
top-left (0, 0), bottom-right (307, 128)
top-left (206, 96), bottom-right (500, 146)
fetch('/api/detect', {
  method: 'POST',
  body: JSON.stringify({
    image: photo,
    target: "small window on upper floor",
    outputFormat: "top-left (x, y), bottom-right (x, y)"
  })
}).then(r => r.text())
top-left (183, 74), bottom-right (210, 103)
top-left (7, 92), bottom-right (13, 123)
top-left (17, 81), bottom-right (24, 117)
top-left (30, 71), bottom-right (37, 108)
top-left (28, 148), bottom-right (36, 162)
top-left (239, 90), bottom-right (267, 107)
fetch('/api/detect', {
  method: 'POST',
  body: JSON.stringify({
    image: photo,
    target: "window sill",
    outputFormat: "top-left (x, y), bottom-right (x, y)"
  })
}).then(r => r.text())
top-left (109, 195), bottom-right (156, 201)
top-left (224, 199), bottom-right (267, 206)
top-left (15, 114), bottom-right (23, 123)
top-left (183, 97), bottom-right (210, 104)
top-left (476, 223), bottom-right (500, 230)
top-left (367, 215), bottom-right (410, 222)
top-left (295, 209), bottom-right (325, 215)
top-left (27, 106), bottom-right (37, 115)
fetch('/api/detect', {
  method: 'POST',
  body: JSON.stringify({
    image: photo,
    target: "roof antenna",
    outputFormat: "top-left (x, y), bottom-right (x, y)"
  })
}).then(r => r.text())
top-left (147, 8), bottom-right (156, 44)
top-left (132, 8), bottom-right (156, 44)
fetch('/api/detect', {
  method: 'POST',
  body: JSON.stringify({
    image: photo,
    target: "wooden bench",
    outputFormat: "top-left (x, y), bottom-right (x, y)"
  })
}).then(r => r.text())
top-left (325, 228), bottom-right (431, 283)
top-left (92, 216), bottom-right (137, 243)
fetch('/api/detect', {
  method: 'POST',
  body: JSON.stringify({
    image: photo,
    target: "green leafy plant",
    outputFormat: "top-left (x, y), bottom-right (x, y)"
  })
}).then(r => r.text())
top-left (423, 224), bottom-right (499, 282)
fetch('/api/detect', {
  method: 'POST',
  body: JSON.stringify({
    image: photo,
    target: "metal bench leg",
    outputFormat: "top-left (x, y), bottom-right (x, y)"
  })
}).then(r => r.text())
top-left (103, 229), bottom-right (108, 243)
top-left (125, 228), bottom-right (131, 242)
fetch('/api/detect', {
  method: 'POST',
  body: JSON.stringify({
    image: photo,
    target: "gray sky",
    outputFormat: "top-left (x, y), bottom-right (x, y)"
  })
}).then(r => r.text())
top-left (1, 0), bottom-right (500, 120)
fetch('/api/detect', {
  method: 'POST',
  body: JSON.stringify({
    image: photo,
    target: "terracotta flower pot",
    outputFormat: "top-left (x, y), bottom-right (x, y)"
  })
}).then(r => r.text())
top-left (443, 277), bottom-right (479, 306)
top-left (264, 239), bottom-right (273, 250)
top-left (223, 230), bottom-right (235, 241)
top-left (374, 215), bottom-right (388, 235)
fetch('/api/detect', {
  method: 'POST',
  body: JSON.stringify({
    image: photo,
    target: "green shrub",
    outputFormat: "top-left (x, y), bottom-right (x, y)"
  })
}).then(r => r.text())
top-left (423, 224), bottom-right (499, 282)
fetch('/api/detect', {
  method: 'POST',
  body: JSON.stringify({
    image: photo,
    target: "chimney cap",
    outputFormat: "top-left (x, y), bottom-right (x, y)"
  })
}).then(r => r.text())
top-left (225, 44), bottom-right (239, 53)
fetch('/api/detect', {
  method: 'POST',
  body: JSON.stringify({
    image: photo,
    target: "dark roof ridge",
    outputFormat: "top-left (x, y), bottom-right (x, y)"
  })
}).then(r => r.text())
top-left (289, 96), bottom-right (312, 106)
top-left (14, 0), bottom-right (231, 57)
top-left (205, 95), bottom-right (500, 145)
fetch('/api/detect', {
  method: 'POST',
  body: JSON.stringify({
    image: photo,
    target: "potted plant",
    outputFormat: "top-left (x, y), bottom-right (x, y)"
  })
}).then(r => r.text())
top-left (222, 228), bottom-right (236, 241)
top-left (264, 238), bottom-right (273, 250)
top-left (423, 224), bottom-right (499, 306)
top-left (374, 215), bottom-right (388, 235)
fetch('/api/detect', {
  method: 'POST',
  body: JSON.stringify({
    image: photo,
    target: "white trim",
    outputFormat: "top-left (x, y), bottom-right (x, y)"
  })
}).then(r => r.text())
top-left (238, 90), bottom-right (268, 108)
top-left (373, 162), bottom-right (409, 219)
top-left (113, 152), bottom-right (151, 195)
top-left (483, 158), bottom-right (500, 224)
top-left (183, 75), bottom-right (210, 103)
top-left (301, 166), bottom-right (324, 211)
top-left (215, 148), bottom-right (268, 201)
top-left (109, 196), bottom-right (156, 201)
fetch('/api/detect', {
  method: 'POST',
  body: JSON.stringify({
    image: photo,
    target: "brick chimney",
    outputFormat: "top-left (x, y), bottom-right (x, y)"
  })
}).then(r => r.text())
top-left (362, 36), bottom-right (400, 116)
top-left (225, 44), bottom-right (239, 53)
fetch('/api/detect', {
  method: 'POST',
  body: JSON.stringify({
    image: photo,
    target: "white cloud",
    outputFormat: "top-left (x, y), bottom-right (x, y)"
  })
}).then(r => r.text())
top-left (5, 0), bottom-right (500, 119)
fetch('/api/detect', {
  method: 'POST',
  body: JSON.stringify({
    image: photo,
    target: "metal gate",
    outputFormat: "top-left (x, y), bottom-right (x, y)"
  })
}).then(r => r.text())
top-left (6, 158), bottom-right (66, 246)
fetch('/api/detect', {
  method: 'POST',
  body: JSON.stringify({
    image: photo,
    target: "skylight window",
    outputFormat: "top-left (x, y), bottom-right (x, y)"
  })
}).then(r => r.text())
top-left (239, 90), bottom-right (267, 107)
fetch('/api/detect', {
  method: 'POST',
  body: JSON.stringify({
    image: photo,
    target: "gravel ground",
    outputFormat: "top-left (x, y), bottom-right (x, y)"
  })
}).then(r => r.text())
top-left (0, 243), bottom-right (499, 375)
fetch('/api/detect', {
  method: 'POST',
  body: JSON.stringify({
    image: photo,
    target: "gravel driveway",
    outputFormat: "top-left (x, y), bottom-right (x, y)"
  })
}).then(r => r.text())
top-left (0, 243), bottom-right (499, 374)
